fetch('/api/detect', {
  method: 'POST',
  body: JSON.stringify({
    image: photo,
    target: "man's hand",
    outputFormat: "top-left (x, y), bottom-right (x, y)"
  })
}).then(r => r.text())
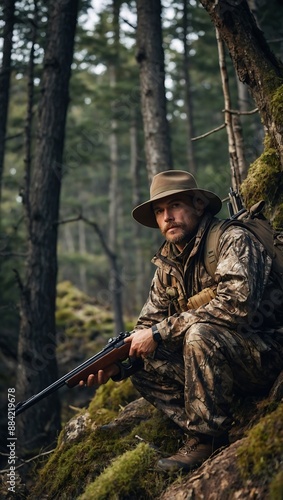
top-left (124, 328), bottom-right (158, 358)
top-left (79, 364), bottom-right (120, 388)
top-left (79, 328), bottom-right (158, 387)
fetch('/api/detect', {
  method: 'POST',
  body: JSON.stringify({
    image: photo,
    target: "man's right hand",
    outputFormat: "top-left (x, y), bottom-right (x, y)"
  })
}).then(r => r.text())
top-left (79, 364), bottom-right (120, 387)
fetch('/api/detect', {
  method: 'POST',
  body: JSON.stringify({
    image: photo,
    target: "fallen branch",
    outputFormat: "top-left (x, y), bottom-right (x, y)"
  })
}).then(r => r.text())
top-left (0, 449), bottom-right (55, 474)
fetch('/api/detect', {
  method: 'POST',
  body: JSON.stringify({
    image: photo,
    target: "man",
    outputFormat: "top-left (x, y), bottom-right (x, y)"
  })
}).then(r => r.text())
top-left (83, 170), bottom-right (283, 472)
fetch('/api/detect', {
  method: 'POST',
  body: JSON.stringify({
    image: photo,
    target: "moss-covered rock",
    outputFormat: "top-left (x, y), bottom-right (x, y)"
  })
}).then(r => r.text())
top-left (269, 469), bottom-right (283, 500)
top-left (237, 402), bottom-right (283, 497)
top-left (78, 442), bottom-right (158, 500)
top-left (29, 380), bottom-right (182, 500)
top-left (23, 370), bottom-right (283, 500)
top-left (56, 280), bottom-right (114, 341)
top-left (88, 377), bottom-right (139, 423)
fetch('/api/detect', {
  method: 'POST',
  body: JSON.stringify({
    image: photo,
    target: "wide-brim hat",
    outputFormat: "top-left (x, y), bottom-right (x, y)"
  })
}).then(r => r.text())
top-left (132, 170), bottom-right (222, 228)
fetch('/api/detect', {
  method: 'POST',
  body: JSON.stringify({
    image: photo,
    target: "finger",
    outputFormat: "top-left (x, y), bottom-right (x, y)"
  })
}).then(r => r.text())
top-left (124, 335), bottom-right (133, 343)
top-left (129, 345), bottom-right (137, 357)
top-left (97, 370), bottom-right (106, 385)
top-left (86, 374), bottom-right (96, 387)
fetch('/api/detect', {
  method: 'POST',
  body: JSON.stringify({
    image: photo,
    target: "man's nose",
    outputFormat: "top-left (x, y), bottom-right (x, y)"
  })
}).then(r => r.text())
top-left (164, 209), bottom-right (174, 221)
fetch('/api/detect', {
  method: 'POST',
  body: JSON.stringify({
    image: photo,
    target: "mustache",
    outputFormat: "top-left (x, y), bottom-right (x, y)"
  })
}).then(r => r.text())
top-left (164, 223), bottom-right (182, 231)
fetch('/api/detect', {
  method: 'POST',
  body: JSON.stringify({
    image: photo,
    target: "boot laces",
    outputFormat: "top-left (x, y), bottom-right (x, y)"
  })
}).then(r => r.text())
top-left (179, 436), bottom-right (201, 456)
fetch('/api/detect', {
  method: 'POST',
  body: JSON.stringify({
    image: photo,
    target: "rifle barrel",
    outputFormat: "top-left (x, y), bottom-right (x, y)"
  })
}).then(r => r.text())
top-left (15, 332), bottom-right (130, 416)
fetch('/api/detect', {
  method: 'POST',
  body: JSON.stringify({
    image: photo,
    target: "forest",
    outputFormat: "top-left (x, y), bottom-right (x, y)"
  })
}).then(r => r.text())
top-left (0, 0), bottom-right (283, 498)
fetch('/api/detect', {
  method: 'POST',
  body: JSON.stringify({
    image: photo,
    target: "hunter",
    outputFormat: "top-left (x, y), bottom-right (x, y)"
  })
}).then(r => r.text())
top-left (84, 170), bottom-right (283, 473)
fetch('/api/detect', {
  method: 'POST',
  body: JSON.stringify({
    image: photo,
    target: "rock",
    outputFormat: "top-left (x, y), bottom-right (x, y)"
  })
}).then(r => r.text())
top-left (59, 411), bottom-right (92, 446)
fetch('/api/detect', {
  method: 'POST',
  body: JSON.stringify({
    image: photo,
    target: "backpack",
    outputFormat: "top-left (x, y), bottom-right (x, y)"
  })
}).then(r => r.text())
top-left (164, 198), bottom-right (283, 312)
top-left (204, 200), bottom-right (283, 290)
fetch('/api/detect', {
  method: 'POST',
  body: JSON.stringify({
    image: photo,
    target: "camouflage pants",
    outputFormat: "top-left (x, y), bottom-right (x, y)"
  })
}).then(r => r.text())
top-left (131, 324), bottom-right (283, 437)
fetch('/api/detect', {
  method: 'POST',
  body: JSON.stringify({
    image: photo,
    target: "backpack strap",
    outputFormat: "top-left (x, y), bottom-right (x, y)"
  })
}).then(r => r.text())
top-left (203, 218), bottom-right (228, 278)
top-left (204, 204), bottom-right (283, 280)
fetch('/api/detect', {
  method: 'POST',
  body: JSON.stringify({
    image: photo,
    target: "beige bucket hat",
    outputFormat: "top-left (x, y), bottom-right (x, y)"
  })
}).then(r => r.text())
top-left (132, 170), bottom-right (222, 228)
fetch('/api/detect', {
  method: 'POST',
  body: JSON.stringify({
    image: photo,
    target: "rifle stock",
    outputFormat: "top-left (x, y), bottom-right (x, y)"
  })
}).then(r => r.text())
top-left (15, 331), bottom-right (131, 417)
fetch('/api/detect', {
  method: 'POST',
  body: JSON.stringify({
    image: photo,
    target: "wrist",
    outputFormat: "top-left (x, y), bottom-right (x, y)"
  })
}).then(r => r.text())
top-left (151, 324), bottom-right (162, 343)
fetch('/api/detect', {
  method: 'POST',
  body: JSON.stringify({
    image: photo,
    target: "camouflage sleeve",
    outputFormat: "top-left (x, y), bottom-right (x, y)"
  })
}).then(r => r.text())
top-left (135, 266), bottom-right (171, 330)
top-left (150, 227), bottom-right (272, 342)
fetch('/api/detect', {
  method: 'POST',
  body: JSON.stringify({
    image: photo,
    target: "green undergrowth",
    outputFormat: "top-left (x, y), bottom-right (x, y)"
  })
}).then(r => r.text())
top-left (88, 378), bottom-right (139, 422)
top-left (30, 378), bottom-right (182, 500)
top-left (56, 280), bottom-right (114, 341)
top-left (237, 401), bottom-right (283, 499)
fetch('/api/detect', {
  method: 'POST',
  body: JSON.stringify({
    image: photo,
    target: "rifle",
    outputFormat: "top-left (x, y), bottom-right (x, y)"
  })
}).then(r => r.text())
top-left (227, 187), bottom-right (246, 218)
top-left (15, 331), bottom-right (131, 416)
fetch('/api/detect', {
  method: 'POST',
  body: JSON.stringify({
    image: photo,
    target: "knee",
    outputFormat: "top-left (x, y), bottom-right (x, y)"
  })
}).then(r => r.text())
top-left (184, 323), bottom-right (221, 356)
top-left (184, 323), bottom-right (210, 345)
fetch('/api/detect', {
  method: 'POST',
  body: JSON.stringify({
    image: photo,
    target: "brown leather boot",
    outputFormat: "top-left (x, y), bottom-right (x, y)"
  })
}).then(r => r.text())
top-left (157, 434), bottom-right (228, 473)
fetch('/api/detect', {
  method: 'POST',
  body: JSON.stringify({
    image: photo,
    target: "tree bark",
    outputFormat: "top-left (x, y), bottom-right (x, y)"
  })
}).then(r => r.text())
top-left (108, 0), bottom-right (124, 334)
top-left (183, 0), bottom-right (197, 175)
top-left (24, 0), bottom-right (38, 227)
top-left (129, 108), bottom-right (145, 311)
top-left (199, 0), bottom-right (283, 168)
top-left (136, 0), bottom-right (173, 181)
top-left (216, 27), bottom-right (243, 189)
top-left (16, 0), bottom-right (79, 454)
top-left (0, 0), bottom-right (15, 205)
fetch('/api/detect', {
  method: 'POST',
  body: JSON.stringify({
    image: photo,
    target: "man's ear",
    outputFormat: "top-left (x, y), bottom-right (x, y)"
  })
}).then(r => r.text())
top-left (193, 197), bottom-right (206, 217)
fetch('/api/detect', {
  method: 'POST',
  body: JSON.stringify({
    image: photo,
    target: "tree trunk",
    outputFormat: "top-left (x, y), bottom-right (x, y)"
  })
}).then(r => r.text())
top-left (136, 0), bottom-right (173, 181)
top-left (0, 0), bottom-right (15, 205)
top-left (216, 27), bottom-right (243, 189)
top-left (16, 0), bottom-right (79, 455)
top-left (79, 218), bottom-right (88, 293)
top-left (129, 108), bottom-right (145, 312)
top-left (108, 69), bottom-right (119, 254)
top-left (24, 0), bottom-right (38, 228)
top-left (108, 0), bottom-right (124, 334)
top-left (199, 0), bottom-right (283, 168)
top-left (183, 0), bottom-right (197, 175)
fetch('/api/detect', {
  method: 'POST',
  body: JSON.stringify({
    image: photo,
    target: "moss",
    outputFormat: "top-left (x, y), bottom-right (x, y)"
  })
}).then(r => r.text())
top-left (241, 83), bottom-right (283, 226)
top-left (269, 469), bottom-right (283, 500)
top-left (88, 378), bottom-right (140, 423)
top-left (30, 419), bottom-right (171, 500)
top-left (56, 281), bottom-right (114, 340)
top-left (241, 146), bottom-right (282, 211)
top-left (31, 427), bottom-right (124, 500)
top-left (270, 84), bottom-right (283, 127)
top-left (272, 203), bottom-right (283, 230)
top-left (237, 403), bottom-right (283, 483)
top-left (30, 377), bottom-right (182, 499)
top-left (78, 442), bottom-right (159, 500)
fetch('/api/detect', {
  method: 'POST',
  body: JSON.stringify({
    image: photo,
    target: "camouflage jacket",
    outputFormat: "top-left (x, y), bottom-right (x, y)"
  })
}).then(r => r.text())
top-left (135, 213), bottom-right (278, 343)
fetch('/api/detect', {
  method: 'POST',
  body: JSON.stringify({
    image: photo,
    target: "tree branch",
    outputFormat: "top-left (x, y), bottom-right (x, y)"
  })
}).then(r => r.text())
top-left (191, 105), bottom-right (258, 142)
top-left (0, 449), bottom-right (55, 473)
top-left (191, 124), bottom-right (226, 141)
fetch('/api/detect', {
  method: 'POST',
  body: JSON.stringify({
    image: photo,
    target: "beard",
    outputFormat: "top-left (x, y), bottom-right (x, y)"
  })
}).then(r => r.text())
top-left (162, 224), bottom-right (190, 246)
